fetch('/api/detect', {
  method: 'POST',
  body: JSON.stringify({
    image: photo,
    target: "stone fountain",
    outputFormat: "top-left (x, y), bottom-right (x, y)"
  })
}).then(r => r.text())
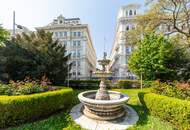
top-left (70, 52), bottom-right (139, 130)
top-left (78, 52), bottom-right (129, 120)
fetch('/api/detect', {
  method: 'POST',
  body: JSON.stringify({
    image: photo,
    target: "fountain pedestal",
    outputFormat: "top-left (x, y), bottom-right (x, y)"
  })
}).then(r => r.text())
top-left (95, 79), bottom-right (110, 100)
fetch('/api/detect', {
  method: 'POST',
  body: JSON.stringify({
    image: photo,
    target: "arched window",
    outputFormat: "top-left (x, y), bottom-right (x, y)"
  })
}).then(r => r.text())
top-left (134, 10), bottom-right (136, 15)
top-left (126, 26), bottom-right (130, 31)
top-left (129, 10), bottom-right (133, 15)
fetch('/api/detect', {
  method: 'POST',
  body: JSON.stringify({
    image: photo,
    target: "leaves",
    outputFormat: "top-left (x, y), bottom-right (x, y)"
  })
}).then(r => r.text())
top-left (0, 30), bottom-right (70, 85)
top-left (128, 33), bottom-right (189, 80)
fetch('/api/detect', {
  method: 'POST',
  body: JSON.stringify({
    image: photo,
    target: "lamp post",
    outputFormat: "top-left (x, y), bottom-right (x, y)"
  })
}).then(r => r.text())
top-left (12, 11), bottom-right (24, 38)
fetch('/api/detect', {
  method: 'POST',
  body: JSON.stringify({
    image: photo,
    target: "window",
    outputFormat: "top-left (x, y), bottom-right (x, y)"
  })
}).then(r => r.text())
top-left (126, 26), bottom-right (129, 31)
top-left (77, 50), bottom-right (81, 57)
top-left (129, 10), bottom-right (133, 15)
top-left (73, 51), bottom-right (76, 58)
top-left (77, 61), bottom-right (81, 67)
top-left (77, 41), bottom-right (81, 46)
top-left (73, 32), bottom-right (77, 37)
top-left (77, 72), bottom-right (81, 75)
top-left (64, 31), bottom-right (67, 37)
top-left (72, 61), bottom-right (76, 66)
top-left (78, 32), bottom-right (81, 37)
top-left (126, 46), bottom-right (132, 53)
top-left (64, 41), bottom-right (67, 47)
top-left (55, 32), bottom-right (58, 37)
top-left (59, 20), bottom-right (63, 24)
top-left (59, 32), bottom-right (63, 37)
top-left (73, 41), bottom-right (77, 46)
top-left (126, 11), bottom-right (128, 16)
top-left (134, 10), bottom-right (136, 15)
top-left (72, 72), bottom-right (76, 76)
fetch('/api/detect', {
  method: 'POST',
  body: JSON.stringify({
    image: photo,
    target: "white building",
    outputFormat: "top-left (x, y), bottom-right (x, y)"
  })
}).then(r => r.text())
top-left (109, 4), bottom-right (141, 79)
top-left (36, 15), bottom-right (97, 80)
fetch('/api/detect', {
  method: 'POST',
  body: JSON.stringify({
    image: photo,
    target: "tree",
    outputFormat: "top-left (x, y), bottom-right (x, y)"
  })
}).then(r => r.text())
top-left (141, 0), bottom-right (190, 43)
top-left (128, 33), bottom-right (189, 81)
top-left (0, 26), bottom-right (9, 44)
top-left (44, 40), bottom-right (71, 85)
top-left (0, 30), bottom-right (70, 85)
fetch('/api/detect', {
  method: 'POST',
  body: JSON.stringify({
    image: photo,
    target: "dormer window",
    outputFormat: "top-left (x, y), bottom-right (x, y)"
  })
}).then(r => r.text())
top-left (129, 10), bottom-right (133, 16)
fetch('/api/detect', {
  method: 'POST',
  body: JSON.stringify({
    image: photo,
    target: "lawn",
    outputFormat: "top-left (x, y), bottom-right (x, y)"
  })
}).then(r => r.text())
top-left (9, 88), bottom-right (174, 130)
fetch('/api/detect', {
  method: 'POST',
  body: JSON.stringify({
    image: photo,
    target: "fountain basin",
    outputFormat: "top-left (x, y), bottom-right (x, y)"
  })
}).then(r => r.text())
top-left (78, 90), bottom-right (129, 120)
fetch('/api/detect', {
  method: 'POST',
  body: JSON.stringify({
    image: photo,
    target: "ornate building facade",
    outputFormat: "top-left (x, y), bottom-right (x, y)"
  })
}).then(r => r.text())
top-left (37, 15), bottom-right (97, 79)
top-left (109, 4), bottom-right (141, 79)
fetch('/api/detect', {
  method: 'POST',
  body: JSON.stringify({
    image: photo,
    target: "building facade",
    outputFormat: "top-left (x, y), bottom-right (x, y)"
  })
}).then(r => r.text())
top-left (109, 4), bottom-right (141, 79)
top-left (37, 15), bottom-right (97, 80)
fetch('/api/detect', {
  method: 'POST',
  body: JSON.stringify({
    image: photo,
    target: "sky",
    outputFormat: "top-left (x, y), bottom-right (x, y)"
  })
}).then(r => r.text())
top-left (0, 0), bottom-right (144, 59)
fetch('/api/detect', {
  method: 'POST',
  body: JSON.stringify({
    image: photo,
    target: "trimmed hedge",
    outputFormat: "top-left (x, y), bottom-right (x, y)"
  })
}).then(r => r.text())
top-left (68, 80), bottom-right (100, 89)
top-left (0, 88), bottom-right (74, 128)
top-left (139, 92), bottom-right (190, 129)
top-left (117, 80), bottom-right (140, 88)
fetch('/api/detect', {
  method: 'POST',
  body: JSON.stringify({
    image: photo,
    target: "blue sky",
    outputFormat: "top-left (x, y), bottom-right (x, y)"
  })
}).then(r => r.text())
top-left (0, 0), bottom-right (144, 59)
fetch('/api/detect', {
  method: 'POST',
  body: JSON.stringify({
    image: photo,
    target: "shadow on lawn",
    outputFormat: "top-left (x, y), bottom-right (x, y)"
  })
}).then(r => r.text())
top-left (127, 92), bottom-right (150, 128)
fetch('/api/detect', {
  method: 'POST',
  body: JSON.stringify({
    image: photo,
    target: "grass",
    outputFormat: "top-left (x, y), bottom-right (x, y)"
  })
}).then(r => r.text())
top-left (8, 88), bottom-right (174, 130)
top-left (114, 88), bottom-right (173, 130)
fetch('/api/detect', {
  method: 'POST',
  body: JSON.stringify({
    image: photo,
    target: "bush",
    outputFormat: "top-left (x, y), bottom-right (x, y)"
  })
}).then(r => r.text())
top-left (68, 80), bottom-right (100, 89)
top-left (152, 80), bottom-right (190, 100)
top-left (0, 88), bottom-right (74, 128)
top-left (139, 92), bottom-right (190, 129)
top-left (0, 77), bottom-right (57, 96)
top-left (117, 80), bottom-right (140, 88)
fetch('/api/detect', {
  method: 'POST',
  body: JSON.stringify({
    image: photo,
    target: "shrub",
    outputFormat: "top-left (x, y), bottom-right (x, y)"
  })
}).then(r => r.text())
top-left (152, 80), bottom-right (190, 100)
top-left (0, 88), bottom-right (74, 128)
top-left (117, 80), bottom-right (140, 88)
top-left (139, 92), bottom-right (190, 129)
top-left (68, 80), bottom-right (100, 89)
top-left (0, 84), bottom-right (12, 95)
top-left (0, 77), bottom-right (58, 96)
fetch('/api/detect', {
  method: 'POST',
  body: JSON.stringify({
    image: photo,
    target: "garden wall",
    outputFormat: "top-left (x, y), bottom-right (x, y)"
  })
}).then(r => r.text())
top-left (0, 88), bottom-right (74, 128)
top-left (138, 92), bottom-right (190, 129)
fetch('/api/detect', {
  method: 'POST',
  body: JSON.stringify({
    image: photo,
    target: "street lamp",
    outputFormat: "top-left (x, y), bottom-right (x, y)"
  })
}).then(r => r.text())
top-left (12, 11), bottom-right (24, 37)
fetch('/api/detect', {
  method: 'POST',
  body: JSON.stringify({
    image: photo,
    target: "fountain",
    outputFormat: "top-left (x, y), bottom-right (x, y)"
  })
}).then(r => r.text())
top-left (78, 52), bottom-right (129, 120)
top-left (70, 52), bottom-right (139, 130)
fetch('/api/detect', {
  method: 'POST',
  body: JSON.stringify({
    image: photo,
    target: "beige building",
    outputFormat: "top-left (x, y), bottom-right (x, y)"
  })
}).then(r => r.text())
top-left (109, 4), bottom-right (141, 79)
top-left (36, 15), bottom-right (97, 79)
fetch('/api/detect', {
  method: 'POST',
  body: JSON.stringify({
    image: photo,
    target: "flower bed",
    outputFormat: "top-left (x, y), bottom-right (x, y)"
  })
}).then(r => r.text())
top-left (0, 88), bottom-right (74, 128)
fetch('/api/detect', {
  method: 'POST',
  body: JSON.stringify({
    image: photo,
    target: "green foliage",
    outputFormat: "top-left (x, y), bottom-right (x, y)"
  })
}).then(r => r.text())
top-left (0, 30), bottom-right (70, 85)
top-left (0, 26), bottom-right (9, 44)
top-left (152, 80), bottom-right (190, 100)
top-left (0, 77), bottom-right (56, 95)
top-left (139, 92), bottom-right (190, 129)
top-left (10, 112), bottom-right (83, 130)
top-left (129, 33), bottom-right (189, 81)
top-left (117, 80), bottom-right (140, 88)
top-left (10, 88), bottom-right (173, 130)
top-left (68, 80), bottom-right (100, 89)
top-left (0, 88), bottom-right (74, 128)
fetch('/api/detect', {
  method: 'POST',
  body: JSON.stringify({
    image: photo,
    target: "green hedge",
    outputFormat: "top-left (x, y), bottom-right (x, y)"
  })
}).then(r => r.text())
top-left (68, 80), bottom-right (100, 89)
top-left (0, 88), bottom-right (74, 128)
top-left (139, 92), bottom-right (190, 129)
top-left (117, 80), bottom-right (140, 88)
